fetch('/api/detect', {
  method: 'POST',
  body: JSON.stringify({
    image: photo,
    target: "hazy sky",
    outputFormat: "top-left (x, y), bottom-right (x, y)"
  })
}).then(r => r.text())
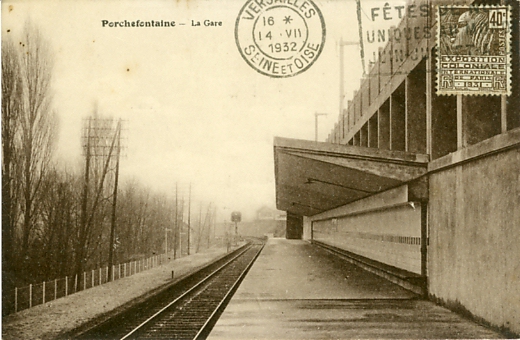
top-left (2, 0), bottom-right (399, 221)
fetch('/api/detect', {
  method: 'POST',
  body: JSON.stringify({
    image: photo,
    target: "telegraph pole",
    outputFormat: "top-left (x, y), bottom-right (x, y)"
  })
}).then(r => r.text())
top-left (206, 203), bottom-right (212, 249)
top-left (108, 120), bottom-right (122, 281)
top-left (213, 205), bottom-right (217, 241)
top-left (187, 183), bottom-right (191, 255)
top-left (180, 196), bottom-right (185, 256)
top-left (197, 202), bottom-right (202, 253)
top-left (174, 182), bottom-right (178, 259)
top-left (78, 118), bottom-right (91, 286)
top-left (165, 228), bottom-right (172, 257)
top-left (81, 115), bottom-right (124, 284)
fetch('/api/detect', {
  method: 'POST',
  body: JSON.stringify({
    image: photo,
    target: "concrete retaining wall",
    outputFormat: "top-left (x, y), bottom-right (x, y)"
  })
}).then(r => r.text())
top-left (303, 217), bottom-right (312, 241)
top-left (313, 204), bottom-right (422, 274)
top-left (428, 141), bottom-right (520, 335)
top-left (310, 185), bottom-right (422, 274)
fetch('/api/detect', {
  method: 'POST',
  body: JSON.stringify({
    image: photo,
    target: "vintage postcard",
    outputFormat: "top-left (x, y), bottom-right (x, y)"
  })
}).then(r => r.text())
top-left (2, 0), bottom-right (519, 339)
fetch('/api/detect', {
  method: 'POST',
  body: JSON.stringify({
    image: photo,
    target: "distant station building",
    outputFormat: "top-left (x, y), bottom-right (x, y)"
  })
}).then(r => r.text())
top-left (234, 207), bottom-right (287, 238)
top-left (256, 206), bottom-right (287, 221)
top-left (256, 206), bottom-right (287, 238)
top-left (256, 206), bottom-right (274, 220)
top-left (274, 0), bottom-right (519, 336)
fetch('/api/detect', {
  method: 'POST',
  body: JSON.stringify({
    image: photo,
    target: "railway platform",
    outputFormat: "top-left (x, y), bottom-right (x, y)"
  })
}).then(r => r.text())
top-left (208, 238), bottom-right (504, 339)
top-left (2, 238), bottom-right (506, 339)
top-left (1, 246), bottom-right (239, 340)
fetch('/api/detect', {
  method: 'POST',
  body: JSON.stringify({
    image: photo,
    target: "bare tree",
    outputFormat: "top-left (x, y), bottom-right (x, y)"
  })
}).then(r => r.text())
top-left (16, 22), bottom-right (58, 272)
top-left (195, 203), bottom-right (212, 253)
top-left (115, 181), bottom-right (181, 263)
top-left (35, 167), bottom-right (78, 281)
top-left (2, 37), bottom-right (23, 300)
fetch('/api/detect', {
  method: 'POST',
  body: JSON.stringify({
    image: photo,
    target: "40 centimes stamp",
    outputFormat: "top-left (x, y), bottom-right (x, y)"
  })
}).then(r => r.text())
top-left (437, 5), bottom-right (511, 95)
top-left (235, 0), bottom-right (326, 78)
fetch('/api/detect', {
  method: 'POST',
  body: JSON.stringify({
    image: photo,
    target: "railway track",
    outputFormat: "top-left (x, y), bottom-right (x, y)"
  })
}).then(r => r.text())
top-left (73, 240), bottom-right (264, 340)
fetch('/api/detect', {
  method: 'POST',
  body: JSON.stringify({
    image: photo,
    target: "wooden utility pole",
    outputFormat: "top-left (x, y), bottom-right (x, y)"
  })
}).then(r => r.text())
top-left (78, 118), bottom-right (91, 287)
top-left (174, 182), bottom-right (178, 259)
top-left (213, 205), bottom-right (217, 242)
top-left (187, 183), bottom-right (191, 255)
top-left (78, 115), bottom-right (122, 284)
top-left (108, 120), bottom-right (122, 281)
top-left (179, 196), bottom-right (183, 256)
top-left (196, 203), bottom-right (202, 253)
top-left (206, 203), bottom-right (212, 249)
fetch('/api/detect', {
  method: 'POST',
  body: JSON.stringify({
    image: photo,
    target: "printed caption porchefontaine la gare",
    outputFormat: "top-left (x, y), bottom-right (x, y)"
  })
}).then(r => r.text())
top-left (101, 19), bottom-right (223, 28)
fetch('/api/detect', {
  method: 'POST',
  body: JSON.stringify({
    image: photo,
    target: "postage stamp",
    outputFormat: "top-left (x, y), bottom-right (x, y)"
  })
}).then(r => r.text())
top-left (235, 0), bottom-right (326, 78)
top-left (437, 5), bottom-right (511, 96)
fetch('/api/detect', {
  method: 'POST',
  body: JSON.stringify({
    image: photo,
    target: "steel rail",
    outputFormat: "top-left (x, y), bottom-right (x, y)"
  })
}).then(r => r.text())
top-left (119, 242), bottom-right (261, 340)
top-left (193, 243), bottom-right (264, 340)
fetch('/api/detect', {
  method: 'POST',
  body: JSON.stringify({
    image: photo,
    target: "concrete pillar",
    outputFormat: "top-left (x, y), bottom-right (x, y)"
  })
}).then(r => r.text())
top-left (355, 92), bottom-right (362, 122)
top-left (342, 111), bottom-right (348, 142)
top-left (360, 123), bottom-right (369, 147)
top-left (420, 201), bottom-right (428, 279)
top-left (347, 100), bottom-right (355, 133)
top-left (391, 81), bottom-right (406, 151)
top-left (379, 43), bottom-right (392, 91)
top-left (431, 68), bottom-right (457, 159)
top-left (457, 95), bottom-right (464, 150)
top-left (353, 131), bottom-right (361, 146)
top-left (369, 62), bottom-right (379, 105)
top-left (379, 99), bottom-right (391, 150)
top-left (426, 48), bottom-right (433, 156)
top-left (286, 212), bottom-right (303, 239)
top-left (406, 59), bottom-right (427, 154)
top-left (368, 114), bottom-right (378, 148)
top-left (361, 78), bottom-right (369, 115)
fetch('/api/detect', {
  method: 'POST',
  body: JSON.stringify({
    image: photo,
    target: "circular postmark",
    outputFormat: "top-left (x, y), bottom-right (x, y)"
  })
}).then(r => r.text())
top-left (235, 0), bottom-right (326, 78)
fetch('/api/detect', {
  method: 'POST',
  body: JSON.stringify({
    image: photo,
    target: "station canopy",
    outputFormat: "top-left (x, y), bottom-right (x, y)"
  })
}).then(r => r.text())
top-left (274, 137), bottom-right (429, 217)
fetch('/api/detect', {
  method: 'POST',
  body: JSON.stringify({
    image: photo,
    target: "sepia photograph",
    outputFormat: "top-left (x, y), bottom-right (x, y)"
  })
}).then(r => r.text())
top-left (2, 0), bottom-right (519, 339)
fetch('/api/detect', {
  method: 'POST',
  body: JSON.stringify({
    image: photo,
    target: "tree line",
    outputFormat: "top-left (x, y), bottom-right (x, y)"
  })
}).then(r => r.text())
top-left (2, 22), bottom-right (214, 314)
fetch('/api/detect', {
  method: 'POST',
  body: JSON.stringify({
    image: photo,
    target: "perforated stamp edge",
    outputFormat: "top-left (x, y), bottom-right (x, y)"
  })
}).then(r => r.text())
top-left (435, 5), bottom-right (512, 96)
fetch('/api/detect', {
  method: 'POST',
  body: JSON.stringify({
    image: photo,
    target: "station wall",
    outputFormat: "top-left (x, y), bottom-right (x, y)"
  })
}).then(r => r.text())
top-left (313, 0), bottom-right (519, 334)
top-left (428, 130), bottom-right (520, 335)
top-left (310, 186), bottom-right (422, 274)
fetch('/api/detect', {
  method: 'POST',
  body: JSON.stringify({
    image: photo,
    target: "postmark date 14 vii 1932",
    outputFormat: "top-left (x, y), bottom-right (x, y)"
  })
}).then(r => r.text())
top-left (235, 0), bottom-right (326, 78)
